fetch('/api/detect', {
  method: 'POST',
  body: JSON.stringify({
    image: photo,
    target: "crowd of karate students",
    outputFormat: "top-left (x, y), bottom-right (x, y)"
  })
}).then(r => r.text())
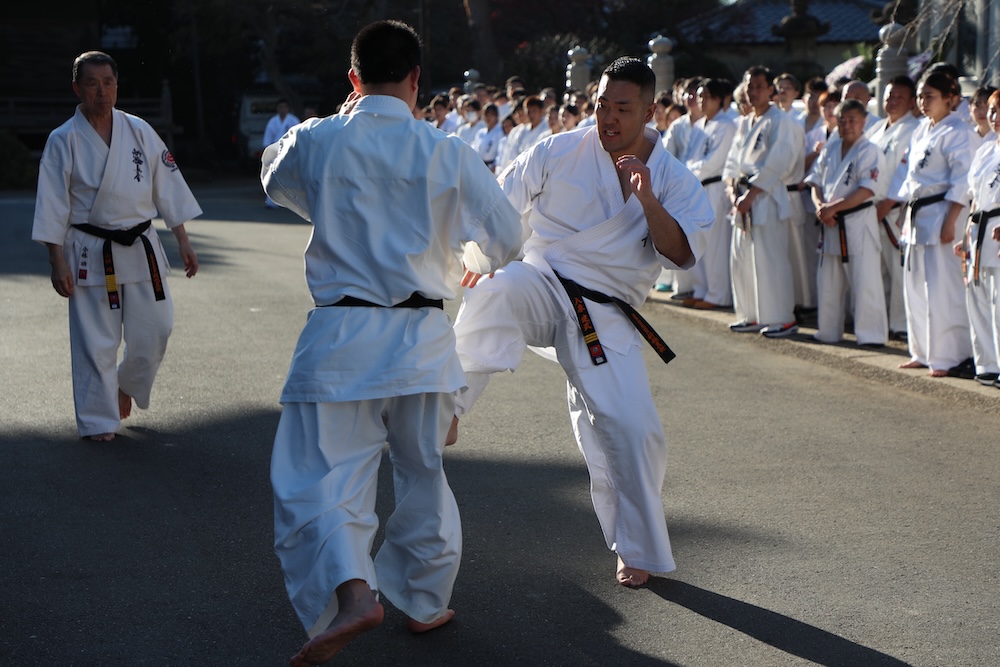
top-left (430, 63), bottom-right (1000, 388)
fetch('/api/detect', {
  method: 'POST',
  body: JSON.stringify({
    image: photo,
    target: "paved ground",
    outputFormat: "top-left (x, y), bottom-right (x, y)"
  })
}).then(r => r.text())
top-left (1, 179), bottom-right (998, 666)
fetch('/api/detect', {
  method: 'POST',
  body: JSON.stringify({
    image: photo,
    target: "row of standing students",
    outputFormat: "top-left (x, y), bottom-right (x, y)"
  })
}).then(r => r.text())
top-left (661, 64), bottom-right (1000, 386)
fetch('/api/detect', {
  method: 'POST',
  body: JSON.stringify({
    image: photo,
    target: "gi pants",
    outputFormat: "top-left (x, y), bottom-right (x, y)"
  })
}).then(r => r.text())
top-left (271, 394), bottom-right (461, 636)
top-left (880, 225), bottom-right (907, 333)
top-left (787, 191), bottom-right (816, 308)
top-left (453, 261), bottom-right (676, 574)
top-left (68, 280), bottom-right (173, 437)
top-left (730, 216), bottom-right (795, 326)
top-left (815, 226), bottom-right (887, 345)
top-left (691, 181), bottom-right (733, 306)
top-left (903, 243), bottom-right (972, 370)
top-left (966, 266), bottom-right (1000, 375)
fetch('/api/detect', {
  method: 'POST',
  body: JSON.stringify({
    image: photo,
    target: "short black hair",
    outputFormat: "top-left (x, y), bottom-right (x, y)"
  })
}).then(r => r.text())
top-left (887, 75), bottom-right (916, 99)
top-left (350, 20), bottom-right (421, 85)
top-left (774, 72), bottom-right (802, 93)
top-left (805, 76), bottom-right (828, 95)
top-left (744, 65), bottom-right (773, 85)
top-left (73, 51), bottom-right (117, 83)
top-left (698, 78), bottom-right (731, 103)
top-left (918, 69), bottom-right (960, 98)
top-left (602, 57), bottom-right (656, 104)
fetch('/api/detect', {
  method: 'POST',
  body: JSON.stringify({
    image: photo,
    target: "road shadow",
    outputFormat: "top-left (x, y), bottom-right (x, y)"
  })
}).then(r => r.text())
top-left (0, 409), bottom-right (680, 666)
top-left (646, 578), bottom-right (913, 667)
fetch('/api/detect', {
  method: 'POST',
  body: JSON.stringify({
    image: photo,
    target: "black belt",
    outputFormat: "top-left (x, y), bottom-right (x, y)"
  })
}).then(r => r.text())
top-left (786, 184), bottom-right (800, 192)
top-left (72, 221), bottom-right (163, 310)
top-left (903, 192), bottom-right (948, 269)
top-left (880, 201), bottom-right (902, 250)
top-left (736, 177), bottom-right (753, 234)
top-left (970, 208), bottom-right (1000, 286)
top-left (701, 175), bottom-right (722, 187)
top-left (830, 201), bottom-right (873, 264)
top-left (319, 293), bottom-right (443, 309)
top-left (554, 272), bottom-right (675, 366)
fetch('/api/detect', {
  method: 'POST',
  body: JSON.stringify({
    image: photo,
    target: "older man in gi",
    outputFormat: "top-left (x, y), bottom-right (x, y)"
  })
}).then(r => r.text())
top-left (32, 51), bottom-right (200, 442)
top-left (448, 57), bottom-right (715, 588)
top-left (262, 20), bottom-right (521, 666)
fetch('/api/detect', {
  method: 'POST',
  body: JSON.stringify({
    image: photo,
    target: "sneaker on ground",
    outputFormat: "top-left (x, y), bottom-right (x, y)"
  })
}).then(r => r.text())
top-left (729, 320), bottom-right (765, 333)
top-left (761, 322), bottom-right (799, 338)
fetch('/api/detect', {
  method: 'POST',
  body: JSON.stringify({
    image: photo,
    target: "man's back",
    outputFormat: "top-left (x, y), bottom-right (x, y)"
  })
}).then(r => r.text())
top-left (263, 95), bottom-right (516, 309)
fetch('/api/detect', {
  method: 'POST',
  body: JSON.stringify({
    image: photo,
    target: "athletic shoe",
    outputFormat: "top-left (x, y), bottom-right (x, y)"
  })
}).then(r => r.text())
top-left (975, 372), bottom-right (999, 386)
top-left (729, 320), bottom-right (765, 333)
top-left (670, 290), bottom-right (694, 301)
top-left (654, 283), bottom-right (670, 292)
top-left (761, 322), bottom-right (799, 338)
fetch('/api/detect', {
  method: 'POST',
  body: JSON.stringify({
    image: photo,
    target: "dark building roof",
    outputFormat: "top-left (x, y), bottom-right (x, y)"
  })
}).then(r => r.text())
top-left (679, 0), bottom-right (886, 46)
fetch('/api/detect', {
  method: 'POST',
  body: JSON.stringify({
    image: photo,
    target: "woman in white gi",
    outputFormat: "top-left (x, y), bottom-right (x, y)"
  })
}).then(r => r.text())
top-left (682, 78), bottom-right (736, 309)
top-left (954, 90), bottom-right (1000, 387)
top-left (450, 58), bottom-right (715, 588)
top-left (31, 51), bottom-right (200, 442)
top-left (805, 99), bottom-right (888, 346)
top-left (896, 70), bottom-right (974, 376)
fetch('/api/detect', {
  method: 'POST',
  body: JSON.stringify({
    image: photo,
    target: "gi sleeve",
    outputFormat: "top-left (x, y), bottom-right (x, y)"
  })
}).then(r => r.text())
top-left (944, 126), bottom-right (973, 206)
top-left (855, 142), bottom-right (884, 199)
top-left (143, 122), bottom-right (202, 227)
top-left (31, 130), bottom-right (73, 245)
top-left (457, 143), bottom-right (522, 274)
top-left (656, 151), bottom-right (716, 269)
top-left (498, 141), bottom-right (547, 248)
top-left (261, 125), bottom-right (312, 222)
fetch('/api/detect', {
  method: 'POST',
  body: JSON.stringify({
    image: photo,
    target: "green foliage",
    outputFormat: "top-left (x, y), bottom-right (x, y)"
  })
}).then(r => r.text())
top-left (0, 131), bottom-right (36, 190)
top-left (844, 42), bottom-right (878, 83)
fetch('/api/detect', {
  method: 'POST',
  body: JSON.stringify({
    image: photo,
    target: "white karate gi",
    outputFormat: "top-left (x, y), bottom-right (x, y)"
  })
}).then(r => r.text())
top-left (453, 119), bottom-right (485, 145)
top-left (866, 114), bottom-right (920, 333)
top-left (263, 111), bottom-right (302, 148)
top-left (805, 136), bottom-right (888, 344)
top-left (722, 105), bottom-right (802, 326)
top-left (662, 114), bottom-right (696, 295)
top-left (472, 123), bottom-right (504, 169)
top-left (31, 107), bottom-right (201, 437)
top-left (262, 95), bottom-right (521, 634)
top-left (454, 126), bottom-right (715, 574)
top-left (684, 113), bottom-right (736, 306)
top-left (964, 140), bottom-right (1000, 375)
top-left (896, 113), bottom-right (974, 370)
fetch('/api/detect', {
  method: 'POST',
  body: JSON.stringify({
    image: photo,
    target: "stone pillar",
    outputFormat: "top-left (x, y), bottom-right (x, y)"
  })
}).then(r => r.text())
top-left (566, 46), bottom-right (591, 92)
top-left (875, 23), bottom-right (908, 116)
top-left (646, 35), bottom-right (675, 95)
top-left (463, 69), bottom-right (480, 95)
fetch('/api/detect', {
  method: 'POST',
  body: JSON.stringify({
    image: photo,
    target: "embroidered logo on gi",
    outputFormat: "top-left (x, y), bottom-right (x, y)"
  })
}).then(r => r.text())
top-left (641, 233), bottom-right (649, 247)
top-left (704, 136), bottom-right (712, 157)
top-left (79, 246), bottom-right (88, 280)
top-left (753, 133), bottom-right (763, 151)
top-left (990, 163), bottom-right (1000, 189)
top-left (132, 148), bottom-right (144, 182)
top-left (917, 146), bottom-right (932, 170)
top-left (870, 167), bottom-right (879, 181)
top-left (843, 163), bottom-right (853, 187)
top-left (161, 150), bottom-right (178, 172)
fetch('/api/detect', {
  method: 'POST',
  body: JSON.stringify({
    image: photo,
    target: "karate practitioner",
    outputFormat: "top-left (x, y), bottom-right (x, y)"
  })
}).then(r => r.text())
top-left (867, 76), bottom-right (920, 338)
top-left (262, 21), bottom-right (521, 665)
top-left (955, 90), bottom-right (1000, 386)
top-left (805, 99), bottom-right (888, 346)
top-left (723, 66), bottom-right (803, 337)
top-left (32, 50), bottom-right (200, 442)
top-left (448, 57), bottom-right (715, 588)
top-left (263, 99), bottom-right (301, 208)
top-left (894, 70), bottom-right (974, 376)
top-left (682, 78), bottom-right (736, 309)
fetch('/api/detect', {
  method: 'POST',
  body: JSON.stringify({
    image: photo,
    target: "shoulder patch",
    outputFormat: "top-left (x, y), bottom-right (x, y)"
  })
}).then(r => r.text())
top-left (161, 150), bottom-right (178, 172)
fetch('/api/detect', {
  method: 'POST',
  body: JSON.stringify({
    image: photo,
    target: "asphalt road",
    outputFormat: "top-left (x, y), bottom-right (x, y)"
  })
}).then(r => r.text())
top-left (1, 179), bottom-right (998, 666)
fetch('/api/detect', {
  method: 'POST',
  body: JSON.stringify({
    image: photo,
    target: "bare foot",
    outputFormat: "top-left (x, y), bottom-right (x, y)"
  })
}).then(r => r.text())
top-left (118, 389), bottom-right (133, 420)
top-left (616, 555), bottom-right (649, 588)
top-left (88, 433), bottom-right (116, 442)
top-left (290, 583), bottom-right (383, 666)
top-left (898, 360), bottom-right (926, 369)
top-left (929, 369), bottom-right (949, 377)
top-left (407, 609), bottom-right (455, 633)
top-left (445, 415), bottom-right (459, 446)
